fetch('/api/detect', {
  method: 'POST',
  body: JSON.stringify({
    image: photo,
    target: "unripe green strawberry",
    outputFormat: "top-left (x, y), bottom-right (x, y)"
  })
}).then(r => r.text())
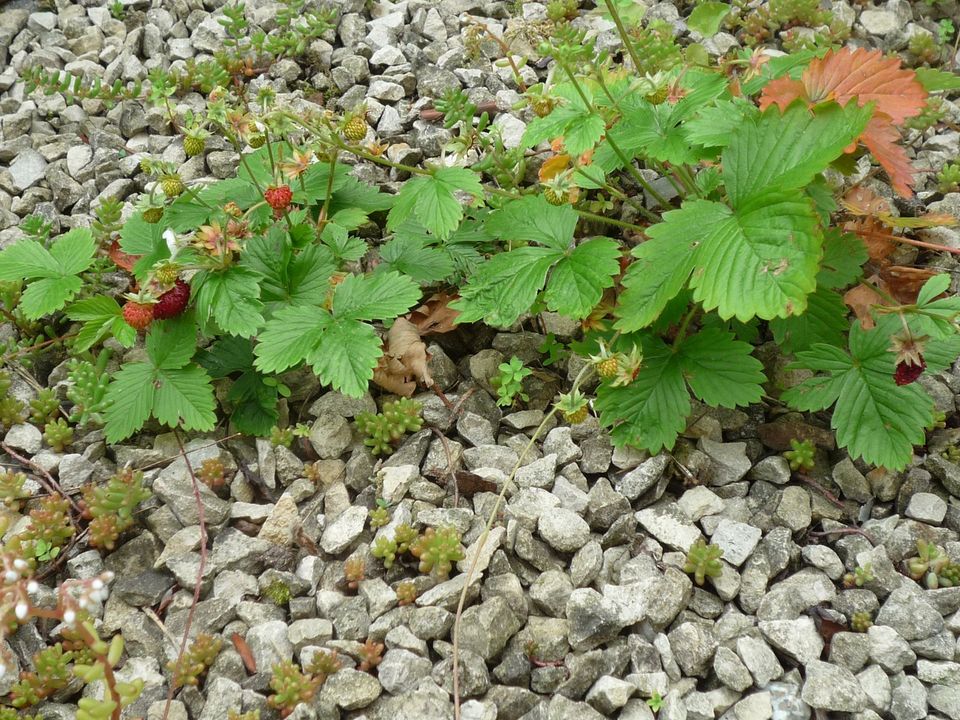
top-left (596, 357), bottom-right (618, 380)
top-left (248, 134), bottom-right (266, 148)
top-left (139, 157), bottom-right (152, 174)
top-left (532, 98), bottom-right (554, 118)
top-left (646, 86), bottom-right (669, 105)
top-left (143, 207), bottom-right (164, 224)
top-left (160, 174), bottom-right (185, 197)
top-left (122, 301), bottom-right (154, 331)
top-left (153, 262), bottom-right (180, 286)
top-left (544, 186), bottom-right (566, 205)
top-left (343, 116), bottom-right (368, 141)
top-left (184, 134), bottom-right (206, 157)
top-left (564, 405), bottom-right (588, 424)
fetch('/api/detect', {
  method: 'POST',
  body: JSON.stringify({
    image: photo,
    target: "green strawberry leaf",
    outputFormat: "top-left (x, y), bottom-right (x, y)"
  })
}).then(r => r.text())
top-left (305, 318), bottom-right (382, 398)
top-left (615, 216), bottom-right (700, 331)
top-left (192, 266), bottom-right (265, 338)
top-left (724, 101), bottom-right (873, 207)
top-left (387, 167), bottom-right (483, 240)
top-left (669, 194), bottom-right (821, 321)
top-left (595, 335), bottom-right (690, 453)
top-left (677, 327), bottom-right (766, 407)
top-left (818, 228), bottom-right (868, 289)
top-left (254, 306), bottom-right (332, 375)
top-left (0, 228), bottom-right (96, 319)
top-left (332, 271), bottom-right (421, 322)
top-left (104, 316), bottom-right (216, 442)
top-left (450, 247), bottom-right (560, 327)
top-left (485, 195), bottom-right (578, 252)
top-left (782, 321), bottom-right (934, 469)
top-left (769, 287), bottom-right (849, 353)
top-left (67, 296), bottom-right (136, 352)
top-left (378, 235), bottom-right (455, 284)
top-left (242, 235), bottom-right (336, 313)
top-left (118, 214), bottom-right (168, 281)
top-left (543, 237), bottom-right (621, 319)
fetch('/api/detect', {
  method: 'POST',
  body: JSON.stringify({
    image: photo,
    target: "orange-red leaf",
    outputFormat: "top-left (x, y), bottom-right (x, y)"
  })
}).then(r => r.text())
top-left (539, 154), bottom-right (570, 183)
top-left (799, 48), bottom-right (924, 123)
top-left (759, 48), bottom-right (926, 198)
top-left (860, 117), bottom-right (916, 197)
top-left (107, 240), bottom-right (139, 273)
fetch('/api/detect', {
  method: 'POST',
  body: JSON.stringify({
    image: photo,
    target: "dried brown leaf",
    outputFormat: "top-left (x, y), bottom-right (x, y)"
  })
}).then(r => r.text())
top-left (372, 318), bottom-right (433, 397)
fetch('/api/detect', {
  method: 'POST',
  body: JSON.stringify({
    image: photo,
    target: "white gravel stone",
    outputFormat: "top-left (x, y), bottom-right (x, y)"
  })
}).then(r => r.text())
top-left (709, 519), bottom-right (762, 567)
top-left (538, 507), bottom-right (592, 553)
top-left (904, 492), bottom-right (947, 524)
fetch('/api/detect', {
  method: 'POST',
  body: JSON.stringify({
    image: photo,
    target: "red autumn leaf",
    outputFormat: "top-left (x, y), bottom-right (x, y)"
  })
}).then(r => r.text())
top-left (107, 240), bottom-right (139, 273)
top-left (860, 117), bottom-right (915, 198)
top-left (759, 47), bottom-right (927, 197)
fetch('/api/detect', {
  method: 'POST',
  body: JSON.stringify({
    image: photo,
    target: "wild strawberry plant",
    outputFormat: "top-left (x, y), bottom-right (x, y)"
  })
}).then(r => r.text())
top-left (2, 2), bottom-right (959, 475)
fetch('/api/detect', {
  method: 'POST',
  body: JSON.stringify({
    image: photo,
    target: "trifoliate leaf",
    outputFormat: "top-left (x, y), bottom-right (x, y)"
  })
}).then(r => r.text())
top-left (917, 273), bottom-right (951, 305)
top-left (724, 102), bottom-right (873, 207)
top-left (544, 238), bottom-right (621, 319)
top-left (104, 316), bottom-right (216, 442)
top-left (562, 110), bottom-right (606, 155)
top-left (192, 266), bottom-right (265, 338)
top-left (320, 222), bottom-right (368, 264)
top-left (818, 228), bottom-right (867, 289)
top-left (683, 99), bottom-right (757, 149)
top-left (678, 328), bottom-right (765, 407)
top-left (387, 167), bottom-right (483, 240)
top-left (0, 228), bottom-right (96, 319)
top-left (782, 322), bottom-right (934, 469)
top-left (333, 271), bottom-right (421, 322)
top-left (595, 335), bottom-right (690, 453)
top-left (67, 296), bottom-right (136, 351)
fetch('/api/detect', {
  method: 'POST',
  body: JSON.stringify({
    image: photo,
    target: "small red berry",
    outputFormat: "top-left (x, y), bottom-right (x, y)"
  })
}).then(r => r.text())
top-left (264, 185), bottom-right (293, 213)
top-left (123, 301), bottom-right (154, 331)
top-left (894, 358), bottom-right (925, 386)
top-left (153, 279), bottom-right (191, 319)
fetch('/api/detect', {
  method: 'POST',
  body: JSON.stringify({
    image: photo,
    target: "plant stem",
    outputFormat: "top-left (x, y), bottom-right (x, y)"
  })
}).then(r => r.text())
top-left (319, 149), bottom-right (339, 229)
top-left (452, 363), bottom-right (594, 719)
top-left (603, 0), bottom-right (645, 73)
top-left (556, 59), bottom-right (670, 209)
top-left (672, 306), bottom-right (698, 349)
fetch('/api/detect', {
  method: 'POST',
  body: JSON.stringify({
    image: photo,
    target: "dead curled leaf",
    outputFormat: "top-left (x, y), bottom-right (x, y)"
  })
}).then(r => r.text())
top-left (409, 292), bottom-right (461, 335)
top-left (372, 318), bottom-right (434, 397)
top-left (843, 282), bottom-right (882, 329)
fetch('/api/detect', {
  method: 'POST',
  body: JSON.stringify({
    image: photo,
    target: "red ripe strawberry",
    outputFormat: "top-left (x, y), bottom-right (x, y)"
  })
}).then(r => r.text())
top-left (153, 279), bottom-right (191, 319)
top-left (894, 358), bottom-right (925, 386)
top-left (123, 301), bottom-right (154, 331)
top-left (265, 185), bottom-right (293, 213)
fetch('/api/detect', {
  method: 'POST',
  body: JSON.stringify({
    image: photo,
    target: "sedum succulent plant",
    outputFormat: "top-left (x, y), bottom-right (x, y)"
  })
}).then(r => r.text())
top-left (355, 398), bottom-right (423, 456)
top-left (410, 526), bottom-right (465, 579)
top-left (683, 538), bottom-right (724, 586)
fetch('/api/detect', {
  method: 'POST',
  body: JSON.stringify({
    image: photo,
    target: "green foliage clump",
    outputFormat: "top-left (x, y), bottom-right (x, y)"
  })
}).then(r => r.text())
top-left (168, 633), bottom-right (223, 689)
top-left (369, 504), bottom-right (390, 529)
top-left (268, 660), bottom-right (321, 717)
top-left (355, 398), bottom-right (423, 455)
top-left (28, 388), bottom-right (59, 425)
top-left (5, 496), bottom-right (74, 564)
top-left (769, 0), bottom-right (829, 27)
top-left (628, 20), bottom-right (683, 75)
top-left (410, 526), bottom-right (465, 579)
top-left (371, 536), bottom-right (398, 569)
top-left (262, 579), bottom-right (292, 606)
top-left (396, 580), bottom-right (418, 606)
top-left (547, 0), bottom-right (578, 22)
top-left (683, 538), bottom-right (724, 585)
top-left (850, 611), bottom-right (873, 632)
top-left (784, 438), bottom-right (816, 471)
top-left (303, 650), bottom-right (342, 682)
top-left (0, 470), bottom-right (26, 510)
top-left (493, 356), bottom-right (532, 407)
top-left (66, 355), bottom-right (111, 427)
top-left (0, 397), bottom-right (25, 429)
top-left (907, 539), bottom-right (960, 588)
top-left (43, 418), bottom-right (74, 452)
top-left (81, 468), bottom-right (151, 551)
top-left (937, 162), bottom-right (960, 194)
top-left (908, 32), bottom-right (941, 65)
top-left (843, 563), bottom-right (874, 588)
